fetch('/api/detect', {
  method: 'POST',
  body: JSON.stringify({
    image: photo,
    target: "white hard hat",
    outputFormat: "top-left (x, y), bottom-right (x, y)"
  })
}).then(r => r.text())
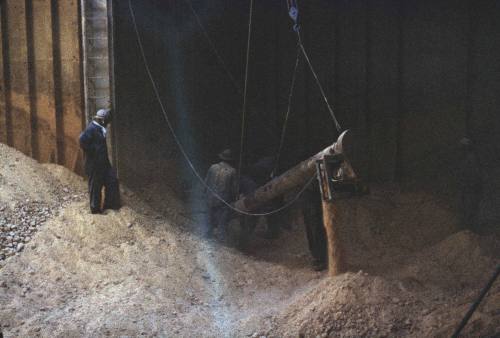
top-left (95, 109), bottom-right (111, 119)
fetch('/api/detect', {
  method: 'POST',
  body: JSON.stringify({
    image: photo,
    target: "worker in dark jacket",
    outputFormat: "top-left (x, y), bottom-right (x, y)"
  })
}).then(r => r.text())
top-left (302, 181), bottom-right (327, 271)
top-left (238, 171), bottom-right (259, 241)
top-left (79, 109), bottom-right (120, 214)
top-left (249, 155), bottom-right (285, 239)
top-left (204, 149), bottom-right (238, 239)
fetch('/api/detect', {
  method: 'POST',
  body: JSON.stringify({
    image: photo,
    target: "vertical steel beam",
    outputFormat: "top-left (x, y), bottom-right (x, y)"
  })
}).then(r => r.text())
top-left (5, 0), bottom-right (32, 156)
top-left (50, 0), bottom-right (64, 165)
top-left (25, 0), bottom-right (39, 159)
top-left (0, 2), bottom-right (9, 145)
top-left (80, 0), bottom-right (89, 122)
top-left (31, 0), bottom-right (57, 163)
top-left (56, 0), bottom-right (85, 172)
top-left (107, 0), bottom-right (118, 174)
top-left (81, 0), bottom-right (114, 170)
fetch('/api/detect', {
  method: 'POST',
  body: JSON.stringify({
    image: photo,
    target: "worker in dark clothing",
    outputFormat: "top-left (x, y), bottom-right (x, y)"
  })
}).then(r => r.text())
top-left (238, 172), bottom-right (259, 241)
top-left (79, 109), bottom-right (120, 214)
top-left (249, 155), bottom-right (285, 239)
top-left (204, 149), bottom-right (238, 239)
top-left (302, 181), bottom-right (327, 271)
top-left (458, 137), bottom-right (483, 232)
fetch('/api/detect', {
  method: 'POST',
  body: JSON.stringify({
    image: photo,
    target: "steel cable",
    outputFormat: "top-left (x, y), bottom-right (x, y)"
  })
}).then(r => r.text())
top-left (128, 0), bottom-right (317, 217)
top-left (182, 0), bottom-right (242, 95)
top-left (286, 0), bottom-right (342, 132)
top-left (296, 31), bottom-right (342, 132)
top-left (237, 0), bottom-right (255, 196)
top-left (273, 44), bottom-right (301, 174)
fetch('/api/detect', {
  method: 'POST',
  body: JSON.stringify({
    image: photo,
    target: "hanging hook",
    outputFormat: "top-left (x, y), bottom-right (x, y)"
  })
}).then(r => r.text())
top-left (287, 0), bottom-right (300, 32)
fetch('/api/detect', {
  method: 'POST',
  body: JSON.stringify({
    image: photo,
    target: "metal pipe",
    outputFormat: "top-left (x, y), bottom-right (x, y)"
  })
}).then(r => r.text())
top-left (233, 130), bottom-right (350, 212)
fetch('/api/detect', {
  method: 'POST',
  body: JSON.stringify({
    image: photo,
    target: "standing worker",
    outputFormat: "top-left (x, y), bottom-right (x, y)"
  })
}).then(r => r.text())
top-left (204, 149), bottom-right (238, 239)
top-left (79, 109), bottom-right (120, 214)
top-left (250, 154), bottom-right (285, 239)
top-left (302, 181), bottom-right (328, 271)
top-left (238, 170), bottom-right (259, 246)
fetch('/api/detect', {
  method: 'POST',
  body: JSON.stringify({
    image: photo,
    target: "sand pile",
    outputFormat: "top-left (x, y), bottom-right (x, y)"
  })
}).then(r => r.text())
top-left (268, 272), bottom-right (422, 337)
top-left (398, 230), bottom-right (499, 289)
top-left (268, 230), bottom-right (499, 337)
top-left (0, 144), bottom-right (320, 337)
top-left (0, 143), bottom-right (498, 337)
top-left (0, 144), bottom-right (84, 207)
top-left (331, 185), bottom-right (460, 272)
top-left (0, 201), bottom-right (214, 337)
top-left (0, 144), bottom-right (86, 263)
top-left (266, 188), bottom-right (499, 338)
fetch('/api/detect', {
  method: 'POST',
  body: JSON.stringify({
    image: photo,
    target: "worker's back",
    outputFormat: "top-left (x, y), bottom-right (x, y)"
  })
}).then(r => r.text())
top-left (205, 161), bottom-right (237, 208)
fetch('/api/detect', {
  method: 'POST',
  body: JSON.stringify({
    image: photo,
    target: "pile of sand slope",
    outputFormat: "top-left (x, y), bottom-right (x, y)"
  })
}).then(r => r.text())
top-left (0, 144), bottom-right (321, 337)
top-left (267, 188), bottom-right (499, 337)
top-left (269, 232), bottom-right (498, 337)
top-left (0, 143), bottom-right (498, 337)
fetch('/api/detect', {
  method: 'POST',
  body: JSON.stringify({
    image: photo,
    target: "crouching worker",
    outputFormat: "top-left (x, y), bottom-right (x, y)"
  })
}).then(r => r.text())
top-left (79, 109), bottom-right (120, 214)
top-left (204, 149), bottom-right (238, 239)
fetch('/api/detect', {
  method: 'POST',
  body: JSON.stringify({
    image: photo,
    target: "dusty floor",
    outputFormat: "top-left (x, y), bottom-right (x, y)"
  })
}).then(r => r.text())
top-left (0, 143), bottom-right (499, 337)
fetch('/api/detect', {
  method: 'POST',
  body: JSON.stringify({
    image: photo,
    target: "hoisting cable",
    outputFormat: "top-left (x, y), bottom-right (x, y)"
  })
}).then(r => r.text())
top-left (287, 0), bottom-right (342, 133)
top-left (183, 0), bottom-right (277, 142)
top-left (183, 0), bottom-right (242, 95)
top-left (183, 0), bottom-right (300, 163)
top-left (237, 0), bottom-right (254, 196)
top-left (273, 43), bottom-right (301, 176)
top-left (128, 0), bottom-right (315, 217)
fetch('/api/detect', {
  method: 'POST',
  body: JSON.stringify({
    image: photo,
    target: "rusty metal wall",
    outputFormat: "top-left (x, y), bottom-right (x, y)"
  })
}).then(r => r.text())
top-left (0, 0), bottom-right (85, 174)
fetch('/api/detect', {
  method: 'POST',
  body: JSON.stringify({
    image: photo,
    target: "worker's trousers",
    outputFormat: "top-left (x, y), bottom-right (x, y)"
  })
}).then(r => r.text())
top-left (207, 206), bottom-right (230, 239)
top-left (88, 166), bottom-right (120, 213)
top-left (303, 198), bottom-right (327, 265)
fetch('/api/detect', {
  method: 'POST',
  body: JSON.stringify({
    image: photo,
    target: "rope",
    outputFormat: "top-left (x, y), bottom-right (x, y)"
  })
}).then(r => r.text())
top-left (182, 0), bottom-right (242, 95)
top-left (296, 31), bottom-right (341, 132)
top-left (273, 44), bottom-right (301, 175)
top-left (237, 0), bottom-right (254, 196)
top-left (183, 0), bottom-right (278, 139)
top-left (287, 0), bottom-right (342, 132)
top-left (128, 0), bottom-right (315, 217)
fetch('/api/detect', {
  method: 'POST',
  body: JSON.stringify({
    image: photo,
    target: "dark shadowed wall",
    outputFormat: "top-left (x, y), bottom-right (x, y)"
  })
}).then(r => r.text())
top-left (113, 0), bottom-right (500, 220)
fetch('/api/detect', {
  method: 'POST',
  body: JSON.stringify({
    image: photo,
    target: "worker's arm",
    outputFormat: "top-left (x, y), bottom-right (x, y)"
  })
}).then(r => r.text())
top-left (79, 127), bottom-right (94, 154)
